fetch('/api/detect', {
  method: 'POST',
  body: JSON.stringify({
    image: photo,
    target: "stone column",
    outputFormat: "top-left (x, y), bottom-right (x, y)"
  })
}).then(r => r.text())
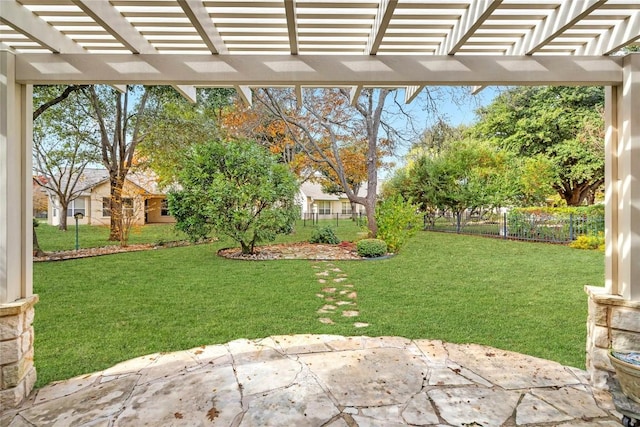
top-left (586, 286), bottom-right (640, 388)
top-left (0, 49), bottom-right (37, 410)
top-left (587, 53), bottom-right (640, 388)
top-left (0, 295), bottom-right (38, 410)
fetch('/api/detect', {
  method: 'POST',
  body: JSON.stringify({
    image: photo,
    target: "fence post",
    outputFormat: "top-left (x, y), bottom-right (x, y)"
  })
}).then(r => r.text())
top-left (569, 213), bottom-right (574, 241)
top-left (503, 212), bottom-right (507, 240)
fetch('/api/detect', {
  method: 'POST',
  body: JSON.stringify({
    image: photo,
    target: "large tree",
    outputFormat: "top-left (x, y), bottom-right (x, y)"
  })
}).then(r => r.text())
top-left (137, 88), bottom-right (235, 188)
top-left (32, 85), bottom-right (100, 231)
top-left (255, 88), bottom-right (399, 237)
top-left (86, 85), bottom-right (151, 241)
top-left (31, 85), bottom-right (89, 255)
top-left (472, 86), bottom-right (604, 206)
top-left (168, 139), bottom-right (299, 254)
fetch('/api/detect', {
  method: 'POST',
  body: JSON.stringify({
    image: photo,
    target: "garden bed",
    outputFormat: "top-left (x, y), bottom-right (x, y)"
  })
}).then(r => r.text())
top-left (218, 242), bottom-right (362, 260)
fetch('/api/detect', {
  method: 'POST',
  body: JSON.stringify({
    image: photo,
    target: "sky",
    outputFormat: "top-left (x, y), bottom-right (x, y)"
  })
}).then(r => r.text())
top-left (435, 86), bottom-right (500, 126)
top-left (382, 85), bottom-right (500, 175)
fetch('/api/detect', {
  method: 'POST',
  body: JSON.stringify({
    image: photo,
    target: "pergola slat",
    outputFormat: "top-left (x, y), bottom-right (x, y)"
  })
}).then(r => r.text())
top-left (71, 0), bottom-right (154, 53)
top-left (0, 0), bottom-right (85, 53)
top-left (509, 0), bottom-right (607, 56)
top-left (177, 0), bottom-right (228, 54)
top-left (438, 0), bottom-right (503, 55)
top-left (580, 9), bottom-right (640, 55)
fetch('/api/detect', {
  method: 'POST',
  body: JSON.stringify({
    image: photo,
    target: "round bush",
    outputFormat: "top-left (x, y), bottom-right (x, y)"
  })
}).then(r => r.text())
top-left (357, 239), bottom-right (388, 258)
top-left (309, 225), bottom-right (340, 245)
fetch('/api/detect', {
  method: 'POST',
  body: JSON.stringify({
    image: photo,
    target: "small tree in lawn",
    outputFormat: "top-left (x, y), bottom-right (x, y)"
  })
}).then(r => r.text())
top-left (168, 139), bottom-right (300, 254)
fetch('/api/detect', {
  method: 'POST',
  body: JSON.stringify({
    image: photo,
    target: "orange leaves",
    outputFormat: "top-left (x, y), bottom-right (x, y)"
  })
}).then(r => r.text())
top-left (221, 103), bottom-right (294, 152)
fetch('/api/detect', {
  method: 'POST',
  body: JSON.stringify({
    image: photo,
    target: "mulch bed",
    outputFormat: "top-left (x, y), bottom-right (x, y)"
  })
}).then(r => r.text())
top-left (218, 242), bottom-right (362, 261)
top-left (33, 240), bottom-right (202, 262)
top-left (34, 241), bottom-right (363, 262)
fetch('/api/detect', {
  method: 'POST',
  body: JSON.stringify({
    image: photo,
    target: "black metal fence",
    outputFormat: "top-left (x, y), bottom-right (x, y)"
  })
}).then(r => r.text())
top-left (425, 211), bottom-right (604, 243)
top-left (301, 212), bottom-right (366, 227)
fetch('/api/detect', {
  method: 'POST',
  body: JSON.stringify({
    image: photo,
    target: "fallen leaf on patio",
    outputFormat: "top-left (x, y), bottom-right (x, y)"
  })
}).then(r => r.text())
top-left (207, 407), bottom-right (219, 421)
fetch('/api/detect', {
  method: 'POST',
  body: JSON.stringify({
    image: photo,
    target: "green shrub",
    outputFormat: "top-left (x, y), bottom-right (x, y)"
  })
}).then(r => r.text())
top-left (357, 238), bottom-right (388, 258)
top-left (169, 139), bottom-right (299, 254)
top-left (507, 205), bottom-right (604, 241)
top-left (375, 195), bottom-right (420, 253)
top-left (570, 232), bottom-right (605, 251)
top-left (309, 225), bottom-right (340, 245)
top-left (512, 205), bottom-right (604, 217)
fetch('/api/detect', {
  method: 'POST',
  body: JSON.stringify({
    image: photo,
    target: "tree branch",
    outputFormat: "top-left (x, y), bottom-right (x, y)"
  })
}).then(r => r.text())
top-left (33, 85), bottom-right (89, 120)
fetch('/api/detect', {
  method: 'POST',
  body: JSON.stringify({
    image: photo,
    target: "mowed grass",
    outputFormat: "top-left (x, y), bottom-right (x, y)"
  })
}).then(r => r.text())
top-left (33, 226), bottom-right (603, 388)
top-left (35, 219), bottom-right (364, 252)
top-left (35, 222), bottom-right (189, 252)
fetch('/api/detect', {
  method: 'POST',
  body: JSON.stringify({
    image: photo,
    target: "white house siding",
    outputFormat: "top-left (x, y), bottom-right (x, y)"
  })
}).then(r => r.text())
top-left (46, 175), bottom-right (175, 227)
top-left (146, 197), bottom-right (175, 224)
top-left (298, 181), bottom-right (367, 219)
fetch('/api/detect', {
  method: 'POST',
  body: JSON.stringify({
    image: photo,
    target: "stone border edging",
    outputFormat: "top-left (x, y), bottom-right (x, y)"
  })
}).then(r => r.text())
top-left (217, 246), bottom-right (395, 261)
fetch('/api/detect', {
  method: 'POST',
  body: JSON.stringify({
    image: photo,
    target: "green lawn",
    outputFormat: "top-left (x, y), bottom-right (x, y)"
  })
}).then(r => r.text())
top-left (32, 225), bottom-right (603, 388)
top-left (35, 222), bottom-right (190, 252)
top-left (35, 219), bottom-right (364, 252)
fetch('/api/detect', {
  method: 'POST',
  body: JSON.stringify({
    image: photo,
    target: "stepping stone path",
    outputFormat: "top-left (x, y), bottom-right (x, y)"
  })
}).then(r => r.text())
top-left (314, 262), bottom-right (369, 328)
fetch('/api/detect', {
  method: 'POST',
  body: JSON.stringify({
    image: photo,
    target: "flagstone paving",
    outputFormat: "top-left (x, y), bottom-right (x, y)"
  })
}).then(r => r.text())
top-left (1, 334), bottom-right (624, 426)
top-left (314, 262), bottom-right (369, 328)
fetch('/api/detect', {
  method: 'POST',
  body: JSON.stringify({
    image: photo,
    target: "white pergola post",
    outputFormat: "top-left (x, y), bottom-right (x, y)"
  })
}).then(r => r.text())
top-left (0, 49), bottom-right (38, 410)
top-left (613, 53), bottom-right (640, 301)
top-left (586, 53), bottom-right (640, 389)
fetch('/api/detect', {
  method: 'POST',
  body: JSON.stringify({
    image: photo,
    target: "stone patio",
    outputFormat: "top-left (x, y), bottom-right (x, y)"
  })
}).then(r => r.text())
top-left (1, 335), bottom-right (625, 426)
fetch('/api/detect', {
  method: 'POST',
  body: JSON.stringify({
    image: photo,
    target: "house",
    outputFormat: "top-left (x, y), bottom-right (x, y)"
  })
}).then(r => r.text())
top-left (32, 176), bottom-right (49, 219)
top-left (297, 180), bottom-right (367, 219)
top-left (48, 168), bottom-right (175, 227)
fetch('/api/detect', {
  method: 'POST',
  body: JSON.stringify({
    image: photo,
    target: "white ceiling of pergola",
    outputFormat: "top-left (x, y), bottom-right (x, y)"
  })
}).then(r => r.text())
top-left (1, 0), bottom-right (639, 102)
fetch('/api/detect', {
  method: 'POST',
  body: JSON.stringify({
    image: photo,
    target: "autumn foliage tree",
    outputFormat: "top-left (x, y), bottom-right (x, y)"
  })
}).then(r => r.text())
top-left (222, 103), bottom-right (312, 178)
top-left (255, 88), bottom-right (399, 237)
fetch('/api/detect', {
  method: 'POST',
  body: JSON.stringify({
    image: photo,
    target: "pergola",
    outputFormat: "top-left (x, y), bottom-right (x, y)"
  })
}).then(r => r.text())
top-left (1, 0), bottom-right (640, 408)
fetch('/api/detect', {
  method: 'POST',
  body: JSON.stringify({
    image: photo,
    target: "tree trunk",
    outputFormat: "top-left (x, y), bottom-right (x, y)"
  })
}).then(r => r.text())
top-left (350, 201), bottom-right (358, 221)
top-left (33, 224), bottom-right (44, 257)
top-left (58, 201), bottom-right (68, 231)
top-left (108, 175), bottom-right (123, 241)
top-left (364, 198), bottom-right (377, 237)
top-left (240, 240), bottom-right (252, 254)
top-left (561, 185), bottom-right (591, 206)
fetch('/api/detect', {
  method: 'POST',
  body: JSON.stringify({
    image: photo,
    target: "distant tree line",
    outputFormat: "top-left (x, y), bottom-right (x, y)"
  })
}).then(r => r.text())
top-left (384, 86), bottom-right (605, 219)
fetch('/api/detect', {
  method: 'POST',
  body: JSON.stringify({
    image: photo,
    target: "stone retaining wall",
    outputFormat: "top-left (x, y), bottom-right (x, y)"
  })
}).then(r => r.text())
top-left (586, 286), bottom-right (640, 389)
top-left (0, 295), bottom-right (38, 410)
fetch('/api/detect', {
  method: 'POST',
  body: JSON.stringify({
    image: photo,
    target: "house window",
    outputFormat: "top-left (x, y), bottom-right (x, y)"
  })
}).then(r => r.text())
top-left (161, 199), bottom-right (170, 216)
top-left (318, 200), bottom-right (331, 215)
top-left (103, 198), bottom-right (134, 217)
top-left (123, 198), bottom-right (133, 217)
top-left (102, 197), bottom-right (111, 217)
top-left (341, 202), bottom-right (352, 215)
top-left (66, 198), bottom-right (85, 217)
